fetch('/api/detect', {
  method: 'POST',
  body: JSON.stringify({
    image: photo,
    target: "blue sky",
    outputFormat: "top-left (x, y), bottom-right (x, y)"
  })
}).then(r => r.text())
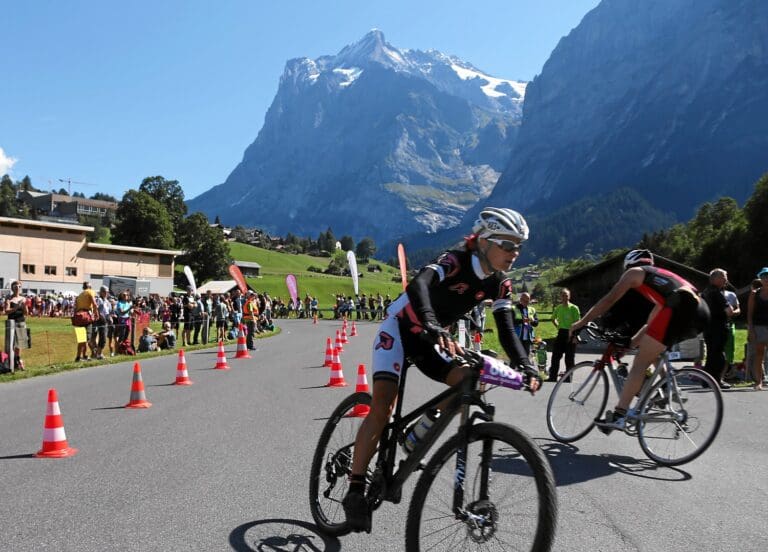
top-left (1, 0), bottom-right (600, 201)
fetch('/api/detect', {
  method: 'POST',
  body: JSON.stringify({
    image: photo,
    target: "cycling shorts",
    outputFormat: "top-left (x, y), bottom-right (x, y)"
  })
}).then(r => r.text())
top-left (646, 289), bottom-right (709, 347)
top-left (372, 314), bottom-right (454, 385)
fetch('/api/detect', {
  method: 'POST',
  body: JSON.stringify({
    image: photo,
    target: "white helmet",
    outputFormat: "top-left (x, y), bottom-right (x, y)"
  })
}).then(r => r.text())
top-left (473, 207), bottom-right (529, 241)
top-left (623, 249), bottom-right (653, 270)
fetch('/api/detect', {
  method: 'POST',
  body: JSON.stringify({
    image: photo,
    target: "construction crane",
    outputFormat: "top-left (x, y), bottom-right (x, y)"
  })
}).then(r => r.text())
top-left (57, 178), bottom-right (97, 196)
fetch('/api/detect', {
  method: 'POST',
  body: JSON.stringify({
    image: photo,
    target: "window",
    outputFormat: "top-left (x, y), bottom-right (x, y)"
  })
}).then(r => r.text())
top-left (66, 267), bottom-right (78, 277)
top-left (22, 264), bottom-right (35, 275)
top-left (45, 265), bottom-right (57, 275)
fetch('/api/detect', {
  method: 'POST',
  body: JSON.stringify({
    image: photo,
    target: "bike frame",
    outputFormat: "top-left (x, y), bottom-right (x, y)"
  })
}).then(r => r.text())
top-left (369, 358), bottom-right (495, 517)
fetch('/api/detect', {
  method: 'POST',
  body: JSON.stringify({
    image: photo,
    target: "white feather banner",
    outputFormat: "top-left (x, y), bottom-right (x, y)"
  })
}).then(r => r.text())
top-left (347, 250), bottom-right (359, 295)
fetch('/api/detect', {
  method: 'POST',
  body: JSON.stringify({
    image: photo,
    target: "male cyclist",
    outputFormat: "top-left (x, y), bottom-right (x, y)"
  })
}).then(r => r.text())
top-left (569, 250), bottom-right (710, 432)
top-left (342, 207), bottom-right (541, 532)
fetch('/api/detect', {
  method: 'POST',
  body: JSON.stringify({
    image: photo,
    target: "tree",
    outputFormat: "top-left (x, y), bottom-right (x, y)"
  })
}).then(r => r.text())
top-left (355, 237), bottom-right (377, 261)
top-left (325, 227), bottom-right (336, 250)
top-left (91, 192), bottom-right (117, 202)
top-left (176, 212), bottom-right (231, 282)
top-left (340, 235), bottom-right (355, 252)
top-left (326, 250), bottom-right (348, 275)
top-left (138, 176), bottom-right (187, 234)
top-left (112, 190), bottom-right (174, 249)
top-left (0, 175), bottom-right (18, 217)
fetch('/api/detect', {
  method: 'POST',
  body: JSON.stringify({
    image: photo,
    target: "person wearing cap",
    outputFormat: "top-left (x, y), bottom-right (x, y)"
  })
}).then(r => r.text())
top-left (747, 267), bottom-right (768, 390)
top-left (92, 285), bottom-right (113, 360)
top-left (3, 280), bottom-right (29, 371)
top-left (74, 281), bottom-right (98, 361)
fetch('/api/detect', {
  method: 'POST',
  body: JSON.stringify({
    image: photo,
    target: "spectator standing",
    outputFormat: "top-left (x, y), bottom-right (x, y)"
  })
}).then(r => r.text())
top-left (74, 281), bottom-right (98, 362)
top-left (513, 292), bottom-right (539, 356)
top-left (747, 267), bottom-right (768, 390)
top-left (181, 287), bottom-right (194, 347)
top-left (701, 268), bottom-right (733, 389)
top-left (93, 285), bottom-right (112, 360)
top-left (4, 280), bottom-right (28, 371)
top-left (115, 291), bottom-right (133, 348)
top-left (548, 288), bottom-right (580, 382)
top-left (310, 296), bottom-right (318, 320)
top-left (243, 291), bottom-right (259, 350)
top-left (723, 285), bottom-right (741, 375)
top-left (191, 295), bottom-right (204, 345)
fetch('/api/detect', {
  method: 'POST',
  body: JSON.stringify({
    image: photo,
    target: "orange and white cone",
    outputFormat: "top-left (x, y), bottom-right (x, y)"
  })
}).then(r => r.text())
top-left (323, 337), bottom-right (334, 368)
top-left (174, 349), bottom-right (193, 385)
top-left (234, 324), bottom-right (251, 359)
top-left (348, 364), bottom-right (371, 417)
top-left (341, 326), bottom-right (349, 344)
top-left (215, 340), bottom-right (230, 370)
top-left (35, 388), bottom-right (78, 458)
top-left (335, 330), bottom-right (344, 353)
top-left (125, 362), bottom-right (152, 408)
top-left (326, 348), bottom-right (348, 387)
top-left (351, 321), bottom-right (358, 337)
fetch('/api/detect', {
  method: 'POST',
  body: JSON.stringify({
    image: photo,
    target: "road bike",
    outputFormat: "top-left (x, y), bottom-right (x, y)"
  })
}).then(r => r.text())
top-left (309, 349), bottom-right (557, 551)
top-left (546, 323), bottom-right (723, 466)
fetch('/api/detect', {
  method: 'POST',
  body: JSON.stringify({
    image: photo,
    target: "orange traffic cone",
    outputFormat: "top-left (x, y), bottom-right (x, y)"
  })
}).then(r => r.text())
top-left (351, 321), bottom-right (358, 337)
top-left (234, 324), bottom-right (251, 359)
top-left (35, 388), bottom-right (78, 458)
top-left (326, 348), bottom-right (348, 387)
top-left (215, 340), bottom-right (230, 370)
top-left (348, 364), bottom-right (371, 417)
top-left (323, 337), bottom-right (334, 368)
top-left (125, 362), bottom-right (152, 408)
top-left (174, 349), bottom-right (193, 385)
top-left (335, 330), bottom-right (344, 353)
top-left (341, 326), bottom-right (349, 344)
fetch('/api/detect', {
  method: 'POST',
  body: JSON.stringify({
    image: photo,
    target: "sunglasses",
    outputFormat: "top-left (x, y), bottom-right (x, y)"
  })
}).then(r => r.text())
top-left (487, 238), bottom-right (522, 252)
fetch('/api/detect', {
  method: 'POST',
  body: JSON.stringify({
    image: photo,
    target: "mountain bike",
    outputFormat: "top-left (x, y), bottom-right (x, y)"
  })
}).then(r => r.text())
top-left (546, 323), bottom-right (723, 466)
top-left (309, 349), bottom-right (557, 551)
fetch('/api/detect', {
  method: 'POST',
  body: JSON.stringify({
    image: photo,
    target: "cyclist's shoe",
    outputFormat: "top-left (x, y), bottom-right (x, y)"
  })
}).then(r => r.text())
top-left (652, 390), bottom-right (687, 408)
top-left (595, 410), bottom-right (627, 435)
top-left (342, 490), bottom-right (372, 533)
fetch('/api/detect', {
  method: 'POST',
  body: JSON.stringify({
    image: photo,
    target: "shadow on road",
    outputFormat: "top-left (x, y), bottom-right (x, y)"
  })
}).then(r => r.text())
top-left (229, 518), bottom-right (340, 552)
top-left (0, 453), bottom-right (35, 460)
top-left (536, 438), bottom-right (691, 484)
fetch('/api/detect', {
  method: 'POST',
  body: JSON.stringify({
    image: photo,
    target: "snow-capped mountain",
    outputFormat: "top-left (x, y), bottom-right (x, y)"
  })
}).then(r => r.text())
top-left (186, 30), bottom-right (527, 241)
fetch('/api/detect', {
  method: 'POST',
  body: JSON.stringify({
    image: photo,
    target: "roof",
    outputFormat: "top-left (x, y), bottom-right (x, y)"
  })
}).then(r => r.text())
top-left (196, 280), bottom-right (239, 294)
top-left (235, 260), bottom-right (261, 269)
top-left (86, 242), bottom-right (183, 256)
top-left (553, 250), bottom-right (709, 288)
top-left (0, 216), bottom-right (94, 232)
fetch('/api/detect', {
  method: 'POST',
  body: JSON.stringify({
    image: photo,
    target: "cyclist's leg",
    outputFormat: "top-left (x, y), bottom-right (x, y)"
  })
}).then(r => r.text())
top-left (344, 316), bottom-right (405, 531)
top-left (616, 334), bottom-right (665, 411)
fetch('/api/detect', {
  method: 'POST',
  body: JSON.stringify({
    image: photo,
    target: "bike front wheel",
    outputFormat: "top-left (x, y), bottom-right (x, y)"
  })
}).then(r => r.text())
top-left (546, 361), bottom-right (609, 442)
top-left (406, 422), bottom-right (557, 552)
top-left (636, 367), bottom-right (723, 466)
top-left (309, 391), bottom-right (372, 536)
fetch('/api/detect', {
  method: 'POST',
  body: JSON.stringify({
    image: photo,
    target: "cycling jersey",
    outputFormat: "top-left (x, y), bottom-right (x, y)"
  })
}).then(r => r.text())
top-left (372, 247), bottom-right (530, 383)
top-left (632, 266), bottom-right (707, 346)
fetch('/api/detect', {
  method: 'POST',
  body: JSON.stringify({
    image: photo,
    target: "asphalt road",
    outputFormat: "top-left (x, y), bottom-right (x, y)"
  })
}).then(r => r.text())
top-left (1, 318), bottom-right (767, 551)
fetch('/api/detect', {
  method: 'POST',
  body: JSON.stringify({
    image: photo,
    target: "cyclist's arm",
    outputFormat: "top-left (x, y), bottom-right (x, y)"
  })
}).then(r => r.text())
top-left (571, 268), bottom-right (644, 333)
top-left (406, 267), bottom-right (441, 327)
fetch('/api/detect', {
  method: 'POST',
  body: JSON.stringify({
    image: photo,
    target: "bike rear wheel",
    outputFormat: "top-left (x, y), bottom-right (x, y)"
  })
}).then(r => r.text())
top-left (546, 361), bottom-right (609, 442)
top-left (406, 422), bottom-right (557, 552)
top-left (309, 391), bottom-right (372, 536)
top-left (636, 368), bottom-right (723, 466)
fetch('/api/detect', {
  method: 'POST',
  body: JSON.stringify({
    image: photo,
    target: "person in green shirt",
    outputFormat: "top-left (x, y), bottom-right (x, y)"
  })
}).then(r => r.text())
top-left (548, 288), bottom-right (581, 381)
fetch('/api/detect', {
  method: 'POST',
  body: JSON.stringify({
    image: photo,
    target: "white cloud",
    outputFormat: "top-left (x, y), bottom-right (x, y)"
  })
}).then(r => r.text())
top-left (0, 147), bottom-right (18, 175)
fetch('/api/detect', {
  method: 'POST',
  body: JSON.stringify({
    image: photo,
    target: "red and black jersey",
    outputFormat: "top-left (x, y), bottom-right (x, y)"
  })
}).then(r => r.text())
top-left (636, 265), bottom-right (697, 307)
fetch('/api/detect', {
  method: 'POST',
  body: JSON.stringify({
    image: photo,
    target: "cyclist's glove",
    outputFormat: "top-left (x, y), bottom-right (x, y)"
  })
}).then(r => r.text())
top-left (520, 363), bottom-right (542, 391)
top-left (421, 321), bottom-right (452, 346)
